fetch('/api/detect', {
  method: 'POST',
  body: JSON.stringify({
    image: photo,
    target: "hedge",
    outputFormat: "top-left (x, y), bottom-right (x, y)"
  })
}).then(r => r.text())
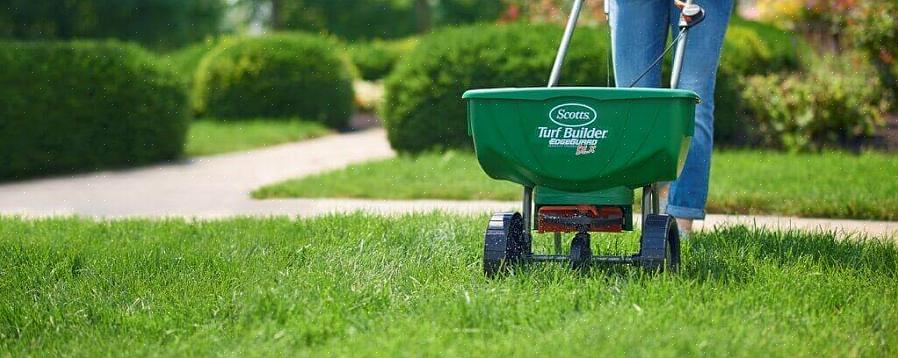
top-left (348, 37), bottom-right (418, 81)
top-left (0, 41), bottom-right (189, 180)
top-left (269, 0), bottom-right (504, 41)
top-left (382, 23), bottom-right (614, 153)
top-left (382, 21), bottom-right (805, 153)
top-left (193, 33), bottom-right (354, 128)
top-left (0, 0), bottom-right (226, 50)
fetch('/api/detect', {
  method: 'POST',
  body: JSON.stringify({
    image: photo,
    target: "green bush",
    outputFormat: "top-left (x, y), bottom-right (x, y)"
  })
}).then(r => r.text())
top-left (382, 23), bottom-right (614, 153)
top-left (192, 33), bottom-right (354, 128)
top-left (713, 20), bottom-right (807, 145)
top-left (741, 56), bottom-right (891, 151)
top-left (0, 0), bottom-right (226, 50)
top-left (383, 21), bottom-right (804, 153)
top-left (0, 41), bottom-right (189, 180)
top-left (348, 38), bottom-right (418, 81)
top-left (161, 37), bottom-right (227, 79)
top-left (847, 1), bottom-right (898, 100)
top-left (269, 0), bottom-right (504, 41)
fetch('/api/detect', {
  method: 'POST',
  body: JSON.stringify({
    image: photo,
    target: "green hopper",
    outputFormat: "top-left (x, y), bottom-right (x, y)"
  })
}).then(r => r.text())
top-left (463, 0), bottom-right (706, 275)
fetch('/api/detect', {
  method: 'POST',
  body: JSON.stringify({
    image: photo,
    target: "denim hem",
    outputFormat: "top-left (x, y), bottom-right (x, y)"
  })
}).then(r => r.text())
top-left (665, 204), bottom-right (705, 220)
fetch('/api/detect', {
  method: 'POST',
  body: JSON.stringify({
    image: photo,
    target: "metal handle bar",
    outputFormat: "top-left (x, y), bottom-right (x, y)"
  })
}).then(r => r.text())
top-left (547, 0), bottom-right (704, 90)
top-left (547, 0), bottom-right (585, 87)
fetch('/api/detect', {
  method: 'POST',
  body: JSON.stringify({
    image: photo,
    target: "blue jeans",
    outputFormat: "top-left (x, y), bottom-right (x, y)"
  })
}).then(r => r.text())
top-left (610, 0), bottom-right (733, 220)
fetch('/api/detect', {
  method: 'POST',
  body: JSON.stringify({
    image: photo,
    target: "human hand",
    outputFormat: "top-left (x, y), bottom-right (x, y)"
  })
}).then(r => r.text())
top-left (674, 1), bottom-right (702, 23)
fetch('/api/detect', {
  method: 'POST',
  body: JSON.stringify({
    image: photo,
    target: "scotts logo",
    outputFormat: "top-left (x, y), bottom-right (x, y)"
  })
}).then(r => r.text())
top-left (548, 103), bottom-right (597, 127)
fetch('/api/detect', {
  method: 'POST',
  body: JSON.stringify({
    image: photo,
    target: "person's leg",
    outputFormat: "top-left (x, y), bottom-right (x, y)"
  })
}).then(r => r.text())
top-left (665, 0), bottom-right (734, 231)
top-left (609, 0), bottom-right (670, 88)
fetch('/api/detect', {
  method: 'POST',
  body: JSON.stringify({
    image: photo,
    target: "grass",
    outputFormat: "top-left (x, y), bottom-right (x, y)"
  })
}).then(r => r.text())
top-left (253, 151), bottom-right (512, 200)
top-left (185, 118), bottom-right (331, 156)
top-left (252, 151), bottom-right (898, 221)
top-left (1, 214), bottom-right (897, 356)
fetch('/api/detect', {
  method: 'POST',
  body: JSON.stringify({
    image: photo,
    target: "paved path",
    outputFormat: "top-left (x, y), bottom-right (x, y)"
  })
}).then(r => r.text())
top-left (1, 129), bottom-right (895, 239)
top-left (0, 129), bottom-right (394, 218)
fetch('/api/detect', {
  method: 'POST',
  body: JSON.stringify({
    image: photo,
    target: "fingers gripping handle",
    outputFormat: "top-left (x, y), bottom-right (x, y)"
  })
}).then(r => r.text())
top-left (679, 3), bottom-right (706, 29)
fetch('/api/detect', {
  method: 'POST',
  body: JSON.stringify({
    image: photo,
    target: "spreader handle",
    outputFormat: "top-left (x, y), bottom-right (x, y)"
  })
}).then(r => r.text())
top-left (547, 0), bottom-right (585, 88)
top-left (671, 0), bottom-right (705, 89)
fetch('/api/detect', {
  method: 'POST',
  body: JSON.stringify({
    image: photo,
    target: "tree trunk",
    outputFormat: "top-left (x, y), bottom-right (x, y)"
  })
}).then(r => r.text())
top-left (415, 0), bottom-right (431, 32)
top-left (270, 0), bottom-right (282, 29)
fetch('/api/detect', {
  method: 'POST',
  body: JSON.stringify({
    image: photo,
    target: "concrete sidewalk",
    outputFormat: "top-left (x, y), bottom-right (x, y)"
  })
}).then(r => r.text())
top-left (1, 128), bottom-right (895, 239)
top-left (0, 129), bottom-right (394, 218)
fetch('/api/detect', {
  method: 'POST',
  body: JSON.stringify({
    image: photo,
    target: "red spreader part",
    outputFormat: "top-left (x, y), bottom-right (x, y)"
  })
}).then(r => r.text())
top-left (537, 205), bottom-right (624, 233)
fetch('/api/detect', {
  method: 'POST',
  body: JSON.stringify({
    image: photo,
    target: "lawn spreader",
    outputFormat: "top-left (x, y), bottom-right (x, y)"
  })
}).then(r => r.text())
top-left (463, 0), bottom-right (706, 276)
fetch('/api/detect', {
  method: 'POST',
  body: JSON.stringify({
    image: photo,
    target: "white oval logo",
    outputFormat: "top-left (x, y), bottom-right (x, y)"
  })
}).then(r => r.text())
top-left (548, 103), bottom-right (597, 127)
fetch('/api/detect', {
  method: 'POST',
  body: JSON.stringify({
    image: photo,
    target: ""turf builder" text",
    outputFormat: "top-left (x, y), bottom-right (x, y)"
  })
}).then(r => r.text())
top-left (537, 127), bottom-right (609, 139)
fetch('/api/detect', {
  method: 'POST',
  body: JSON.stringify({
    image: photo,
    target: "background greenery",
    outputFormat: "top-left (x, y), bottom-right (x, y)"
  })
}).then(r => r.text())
top-left (0, 41), bottom-right (188, 180)
top-left (192, 33), bottom-right (355, 128)
top-left (0, 0), bottom-right (227, 50)
top-left (248, 0), bottom-right (504, 41)
top-left (0, 0), bottom-right (894, 175)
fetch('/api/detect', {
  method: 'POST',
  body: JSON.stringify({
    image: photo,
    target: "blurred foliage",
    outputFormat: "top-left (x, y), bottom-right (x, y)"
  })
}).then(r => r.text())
top-left (0, 40), bottom-right (189, 179)
top-left (499, 0), bottom-right (608, 25)
top-left (846, 1), bottom-right (898, 97)
top-left (751, 0), bottom-right (898, 99)
top-left (0, 0), bottom-right (227, 50)
top-left (160, 38), bottom-right (230, 79)
top-left (713, 19), bottom-right (809, 145)
top-left (192, 33), bottom-right (354, 128)
top-left (752, 0), bottom-right (850, 29)
top-left (741, 55), bottom-right (891, 151)
top-left (243, 0), bottom-right (504, 41)
top-left (348, 37), bottom-right (419, 81)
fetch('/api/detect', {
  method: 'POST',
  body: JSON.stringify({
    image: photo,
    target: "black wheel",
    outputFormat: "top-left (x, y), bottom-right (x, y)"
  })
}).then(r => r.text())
top-left (638, 214), bottom-right (680, 272)
top-left (483, 212), bottom-right (527, 277)
top-left (568, 232), bottom-right (592, 270)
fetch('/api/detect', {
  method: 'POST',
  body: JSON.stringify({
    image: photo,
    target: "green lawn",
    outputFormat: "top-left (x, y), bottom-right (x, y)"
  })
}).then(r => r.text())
top-left (253, 151), bottom-right (898, 221)
top-left (1, 215), bottom-right (896, 355)
top-left (185, 118), bottom-right (331, 156)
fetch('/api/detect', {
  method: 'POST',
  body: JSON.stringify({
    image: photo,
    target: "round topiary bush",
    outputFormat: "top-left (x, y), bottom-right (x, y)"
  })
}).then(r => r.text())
top-left (382, 23), bottom-right (613, 154)
top-left (0, 40), bottom-right (189, 180)
top-left (383, 21), bottom-right (805, 153)
top-left (193, 33), bottom-right (354, 128)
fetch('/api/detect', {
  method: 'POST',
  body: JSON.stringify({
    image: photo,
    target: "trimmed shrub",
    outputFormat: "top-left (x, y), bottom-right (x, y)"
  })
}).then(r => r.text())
top-left (741, 56), bottom-right (891, 151)
top-left (0, 0), bottom-right (226, 50)
top-left (382, 23), bottom-right (613, 153)
top-left (349, 38), bottom-right (418, 81)
top-left (270, 0), bottom-right (504, 41)
top-left (161, 37), bottom-right (228, 80)
top-left (383, 21), bottom-right (804, 153)
top-left (193, 33), bottom-right (354, 128)
top-left (0, 41), bottom-right (189, 180)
